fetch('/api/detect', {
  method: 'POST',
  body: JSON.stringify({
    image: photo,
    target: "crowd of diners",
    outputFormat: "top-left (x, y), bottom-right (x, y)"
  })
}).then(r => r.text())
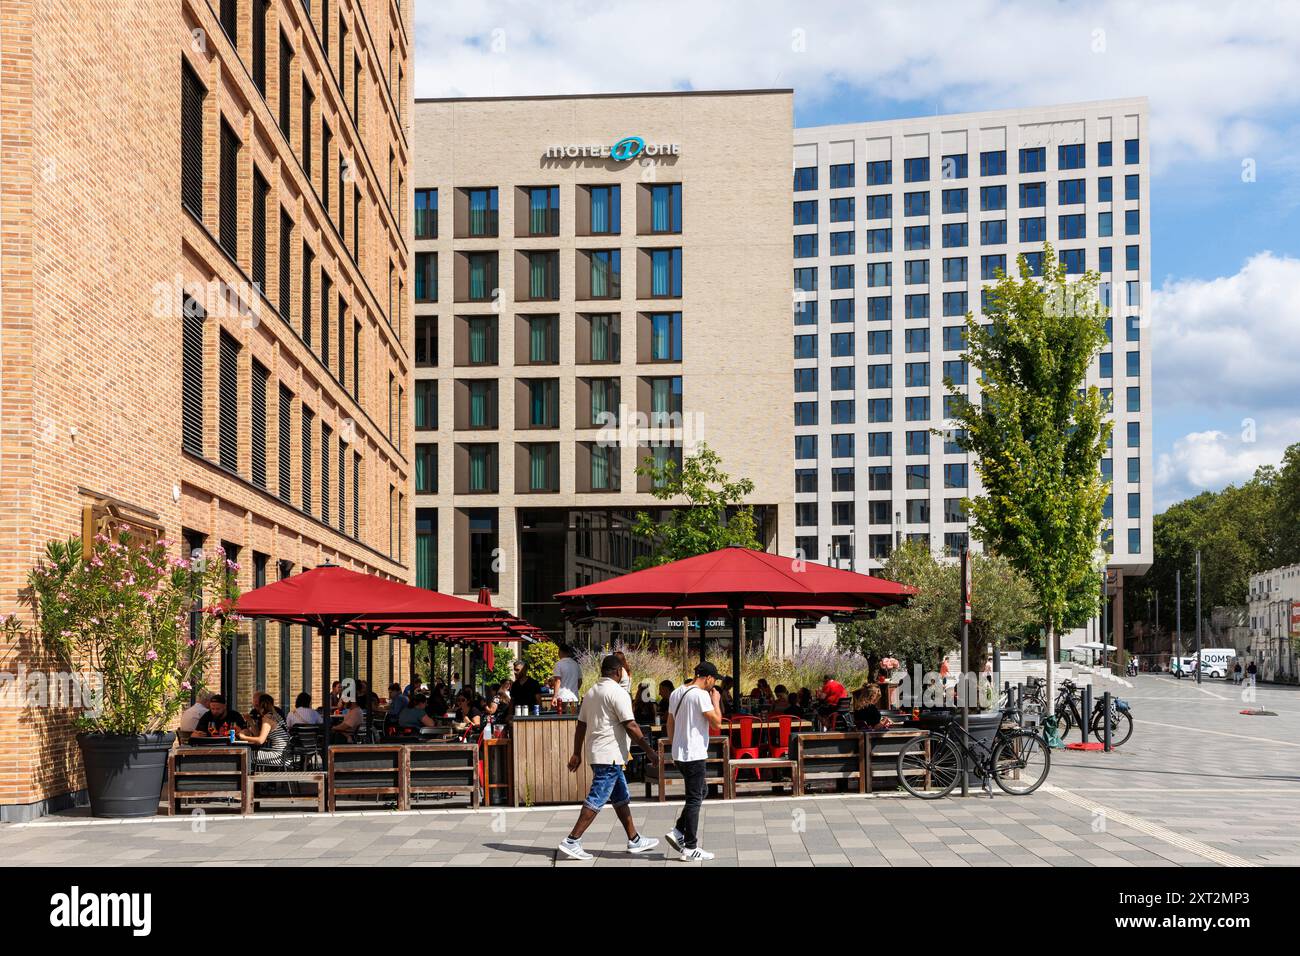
top-left (173, 639), bottom-right (898, 769)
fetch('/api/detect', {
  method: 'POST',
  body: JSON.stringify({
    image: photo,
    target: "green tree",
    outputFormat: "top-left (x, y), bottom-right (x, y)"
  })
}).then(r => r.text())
top-left (1275, 443), bottom-right (1300, 566)
top-left (836, 540), bottom-right (1038, 670)
top-left (631, 443), bottom-right (760, 568)
top-left (485, 645), bottom-right (515, 685)
top-left (522, 640), bottom-right (559, 684)
top-left (944, 245), bottom-right (1110, 692)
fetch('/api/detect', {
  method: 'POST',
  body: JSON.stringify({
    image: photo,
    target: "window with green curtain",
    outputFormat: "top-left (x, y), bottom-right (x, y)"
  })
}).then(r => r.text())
top-left (651, 378), bottom-right (671, 416)
top-left (529, 444), bottom-right (550, 490)
top-left (651, 313), bottom-right (670, 360)
top-left (468, 318), bottom-right (489, 364)
top-left (651, 184), bottom-right (679, 232)
top-left (529, 316), bottom-right (552, 363)
top-left (415, 444), bottom-right (435, 494)
top-left (591, 251), bottom-right (618, 298)
top-left (415, 380), bottom-right (434, 429)
top-left (590, 185), bottom-right (619, 234)
top-left (652, 249), bottom-right (680, 296)
top-left (591, 443), bottom-right (612, 489)
top-left (469, 445), bottom-right (490, 491)
top-left (590, 314), bottom-right (615, 361)
top-left (469, 256), bottom-right (487, 299)
top-left (529, 187), bottom-right (555, 235)
top-left (530, 380), bottom-right (554, 427)
top-left (469, 381), bottom-right (489, 427)
top-left (415, 510), bottom-right (436, 589)
top-left (529, 253), bottom-right (548, 299)
top-left (591, 378), bottom-right (616, 425)
top-left (468, 188), bottom-right (495, 236)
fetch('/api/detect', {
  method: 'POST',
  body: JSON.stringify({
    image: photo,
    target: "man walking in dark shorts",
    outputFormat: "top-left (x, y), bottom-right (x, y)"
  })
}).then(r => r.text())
top-left (664, 661), bottom-right (724, 862)
top-left (558, 655), bottom-right (660, 861)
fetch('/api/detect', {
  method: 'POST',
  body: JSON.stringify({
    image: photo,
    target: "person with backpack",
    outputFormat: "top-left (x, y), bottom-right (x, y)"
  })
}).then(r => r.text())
top-left (664, 661), bottom-right (725, 862)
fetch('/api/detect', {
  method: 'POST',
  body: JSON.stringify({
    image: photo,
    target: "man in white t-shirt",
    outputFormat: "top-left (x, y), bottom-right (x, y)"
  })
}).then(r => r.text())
top-left (557, 656), bottom-right (659, 861)
top-left (664, 661), bottom-right (724, 862)
top-left (178, 690), bottom-right (212, 734)
top-left (553, 644), bottom-right (582, 696)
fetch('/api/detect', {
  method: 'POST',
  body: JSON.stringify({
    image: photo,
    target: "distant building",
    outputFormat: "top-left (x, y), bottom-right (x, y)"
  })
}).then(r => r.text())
top-left (1248, 564), bottom-right (1300, 681)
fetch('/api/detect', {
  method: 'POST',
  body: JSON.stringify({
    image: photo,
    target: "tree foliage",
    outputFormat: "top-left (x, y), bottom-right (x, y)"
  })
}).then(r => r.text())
top-left (631, 443), bottom-right (760, 568)
top-left (836, 540), bottom-right (1038, 669)
top-left (944, 245), bottom-right (1110, 637)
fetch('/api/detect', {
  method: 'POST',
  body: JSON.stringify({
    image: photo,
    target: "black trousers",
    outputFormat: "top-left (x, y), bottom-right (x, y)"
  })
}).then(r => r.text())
top-left (674, 759), bottom-right (707, 849)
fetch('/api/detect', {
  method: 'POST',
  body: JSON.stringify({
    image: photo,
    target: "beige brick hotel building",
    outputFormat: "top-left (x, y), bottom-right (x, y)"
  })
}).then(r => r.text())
top-left (409, 92), bottom-right (795, 641)
top-left (0, 0), bottom-right (412, 819)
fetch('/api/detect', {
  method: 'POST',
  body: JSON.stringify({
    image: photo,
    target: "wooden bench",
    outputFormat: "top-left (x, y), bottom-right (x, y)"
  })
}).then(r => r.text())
top-left (247, 770), bottom-right (326, 812)
top-left (328, 745), bottom-right (406, 811)
top-left (405, 743), bottom-right (479, 809)
top-left (163, 747), bottom-right (250, 815)
top-left (793, 732), bottom-right (866, 794)
top-left (645, 737), bottom-right (732, 801)
top-left (729, 757), bottom-right (801, 796)
top-left (864, 728), bottom-right (930, 794)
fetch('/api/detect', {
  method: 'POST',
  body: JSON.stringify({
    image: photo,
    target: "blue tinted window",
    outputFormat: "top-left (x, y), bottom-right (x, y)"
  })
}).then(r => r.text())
top-left (794, 334), bottom-right (816, 359)
top-left (1127, 421), bottom-right (1140, 446)
top-left (830, 366), bottom-right (854, 390)
top-left (1125, 209), bottom-right (1140, 235)
top-left (794, 368), bottom-right (817, 392)
top-left (1128, 527), bottom-right (1141, 554)
top-left (1019, 147), bottom-right (1046, 173)
top-left (1019, 182), bottom-right (1046, 207)
top-left (1058, 143), bottom-right (1085, 169)
top-left (866, 194), bottom-right (892, 220)
top-left (945, 463), bottom-right (968, 488)
top-left (1060, 249), bottom-right (1085, 274)
top-left (904, 225), bottom-right (930, 251)
top-left (831, 401), bottom-right (855, 425)
top-left (905, 431), bottom-right (929, 455)
top-left (830, 231), bottom-right (854, 256)
top-left (943, 360), bottom-right (968, 385)
top-left (1097, 176), bottom-right (1112, 202)
top-left (942, 222), bottom-right (968, 248)
top-left (942, 257), bottom-right (967, 282)
top-left (867, 398), bottom-right (892, 422)
top-left (868, 433), bottom-right (891, 457)
top-left (1127, 457), bottom-right (1140, 482)
top-left (1020, 217), bottom-right (1046, 242)
top-left (942, 154), bottom-right (968, 179)
top-left (829, 163), bottom-right (854, 189)
top-left (904, 192), bottom-right (930, 217)
top-left (1099, 247), bottom-right (1112, 273)
top-left (866, 228), bottom-right (891, 253)
top-left (1124, 139), bottom-right (1139, 164)
top-left (1126, 245), bottom-right (1139, 271)
top-left (830, 265), bottom-right (854, 290)
top-left (829, 197), bottom-right (854, 222)
top-left (1098, 211), bottom-right (1113, 237)
top-left (1125, 174), bottom-right (1139, 200)
top-left (980, 185), bottom-right (1006, 211)
top-left (1059, 214), bottom-right (1086, 239)
top-left (866, 160), bottom-right (892, 185)
top-left (905, 259), bottom-right (929, 284)
top-left (867, 262), bottom-right (891, 287)
top-left (831, 434), bottom-right (854, 458)
top-left (905, 395), bottom-right (930, 420)
top-left (867, 329), bottom-right (891, 354)
top-left (794, 267), bottom-right (817, 292)
top-left (867, 296), bottom-right (891, 322)
top-left (981, 254), bottom-right (1005, 279)
top-left (1127, 387), bottom-right (1140, 412)
top-left (905, 328), bottom-right (929, 352)
top-left (793, 234), bottom-right (817, 258)
top-left (795, 435), bottom-right (817, 458)
top-left (905, 294), bottom-right (930, 319)
top-left (943, 291), bottom-right (968, 316)
top-left (1023, 252), bottom-right (1044, 276)
top-left (831, 298), bottom-right (854, 324)
top-left (867, 364), bottom-right (891, 388)
top-left (980, 150), bottom-right (1006, 176)
top-left (793, 166), bottom-right (817, 191)
top-left (905, 363), bottom-right (929, 388)
top-left (793, 200), bottom-right (817, 225)
top-left (942, 188), bottom-right (968, 213)
top-left (942, 326), bottom-right (966, 351)
top-left (794, 299), bottom-right (817, 325)
top-left (1059, 179), bottom-right (1086, 205)
top-left (1098, 141), bottom-right (1112, 167)
top-left (904, 157), bottom-right (930, 182)
top-left (794, 402), bottom-right (817, 426)
top-left (980, 219), bottom-right (1006, 245)
top-left (1099, 352), bottom-right (1112, 378)
top-left (1126, 350), bottom-right (1140, 376)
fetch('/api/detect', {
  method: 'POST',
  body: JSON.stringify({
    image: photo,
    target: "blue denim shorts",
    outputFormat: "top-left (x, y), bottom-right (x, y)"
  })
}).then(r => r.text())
top-left (583, 763), bottom-right (630, 811)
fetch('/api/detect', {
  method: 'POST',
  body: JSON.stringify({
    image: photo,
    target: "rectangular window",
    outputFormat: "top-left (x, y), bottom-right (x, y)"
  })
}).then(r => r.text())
top-left (793, 166), bottom-right (817, 191)
top-left (942, 291), bottom-right (968, 317)
top-left (1098, 211), bottom-right (1113, 237)
top-left (793, 368), bottom-right (817, 393)
top-left (301, 80), bottom-right (314, 176)
top-left (1125, 174), bottom-right (1140, 200)
top-left (903, 191), bottom-right (929, 217)
top-left (650, 312), bottom-right (682, 361)
top-left (582, 184), bottom-right (616, 235)
top-left (941, 154), bottom-right (968, 180)
top-left (943, 360), bottom-right (968, 385)
top-left (415, 251), bottom-right (436, 302)
top-left (301, 243), bottom-right (314, 346)
top-left (942, 326), bottom-right (966, 352)
top-left (941, 222), bottom-right (968, 248)
top-left (415, 379), bottom-right (437, 431)
top-left (218, 331), bottom-right (239, 472)
top-left (830, 265), bottom-right (854, 290)
top-left (1126, 350), bottom-right (1140, 377)
top-left (830, 366), bottom-right (855, 391)
top-left (528, 314), bottom-right (560, 363)
top-left (867, 296), bottom-right (891, 322)
top-left (1059, 214), bottom-right (1086, 240)
top-left (1061, 248), bottom-right (1086, 273)
top-left (905, 294), bottom-right (929, 319)
top-left (182, 296), bottom-right (205, 455)
top-left (866, 228), bottom-right (891, 253)
top-left (647, 183), bottom-right (681, 233)
top-left (251, 169), bottom-right (269, 291)
top-left (1125, 139), bottom-right (1140, 164)
top-left (1125, 208), bottom-right (1140, 235)
top-left (794, 435), bottom-right (817, 460)
top-left (1019, 182), bottom-right (1046, 207)
top-left (868, 433), bottom-right (891, 457)
top-left (866, 364), bottom-right (891, 389)
top-left (218, 119), bottom-right (239, 259)
top-left (301, 406), bottom-right (314, 515)
top-left (905, 395), bottom-right (929, 419)
top-left (1020, 217), bottom-right (1046, 243)
top-left (831, 434), bottom-right (854, 459)
top-left (279, 31), bottom-right (292, 132)
top-left (415, 188), bottom-right (438, 239)
top-left (793, 234), bottom-right (817, 259)
top-left (904, 157), bottom-right (929, 182)
top-left (831, 299), bottom-right (854, 324)
top-left (415, 443), bottom-right (437, 494)
top-left (829, 231), bottom-right (854, 256)
top-left (251, 0), bottom-right (267, 95)
top-left (1019, 147), bottom-right (1046, 173)
top-left (181, 62), bottom-right (205, 218)
top-left (527, 251), bottom-right (559, 300)
top-left (829, 197), bottom-right (855, 222)
top-left (829, 163), bottom-right (854, 188)
top-left (794, 401), bottom-right (817, 426)
top-left (795, 469), bottom-right (817, 494)
top-left (906, 465), bottom-right (929, 490)
top-left (1098, 176), bottom-right (1113, 203)
top-left (1098, 141), bottom-right (1113, 167)
top-left (904, 225), bottom-right (929, 252)
top-left (905, 259), bottom-right (929, 284)
top-left (320, 424), bottom-right (332, 523)
top-left (1126, 245), bottom-right (1140, 271)
top-left (981, 254), bottom-right (1006, 280)
top-left (944, 463), bottom-right (968, 488)
top-left (980, 150), bottom-right (1006, 176)
top-left (942, 257), bottom-right (967, 283)
top-left (868, 466), bottom-right (892, 491)
top-left (1058, 143), bottom-right (1085, 170)
top-left (830, 331), bottom-right (854, 356)
top-left (980, 219), bottom-right (1006, 245)
top-left (793, 200), bottom-right (817, 225)
top-left (1059, 178), bottom-right (1086, 205)
top-left (649, 248), bottom-right (681, 297)
top-left (866, 194), bottom-right (892, 220)
top-left (831, 467), bottom-right (854, 492)
top-left (941, 188), bottom-right (968, 213)
top-left (867, 329), bottom-right (891, 355)
top-left (866, 160), bottom-right (892, 185)
top-left (867, 398), bottom-right (892, 423)
top-left (250, 360), bottom-right (268, 488)
top-left (830, 399), bottom-right (855, 424)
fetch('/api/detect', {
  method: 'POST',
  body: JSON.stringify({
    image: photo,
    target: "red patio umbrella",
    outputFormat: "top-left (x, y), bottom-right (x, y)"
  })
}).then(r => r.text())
top-left (556, 546), bottom-right (914, 710)
top-left (234, 564), bottom-right (513, 713)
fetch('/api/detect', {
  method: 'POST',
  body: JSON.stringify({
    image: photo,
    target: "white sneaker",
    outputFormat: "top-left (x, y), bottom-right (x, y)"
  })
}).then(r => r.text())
top-left (664, 828), bottom-right (685, 853)
top-left (557, 837), bottom-right (592, 861)
top-left (626, 834), bottom-right (659, 854)
top-left (679, 846), bottom-right (715, 862)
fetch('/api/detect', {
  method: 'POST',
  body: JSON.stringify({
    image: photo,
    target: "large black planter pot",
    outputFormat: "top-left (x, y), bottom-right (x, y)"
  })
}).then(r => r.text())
top-left (77, 732), bottom-right (175, 818)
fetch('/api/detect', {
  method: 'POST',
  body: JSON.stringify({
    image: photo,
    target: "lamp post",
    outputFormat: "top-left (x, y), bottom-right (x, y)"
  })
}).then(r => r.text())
top-left (1195, 550), bottom-right (1203, 685)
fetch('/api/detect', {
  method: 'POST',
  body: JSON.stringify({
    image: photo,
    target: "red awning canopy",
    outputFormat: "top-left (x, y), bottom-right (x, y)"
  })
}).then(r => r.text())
top-left (234, 565), bottom-right (512, 630)
top-left (555, 546), bottom-right (914, 618)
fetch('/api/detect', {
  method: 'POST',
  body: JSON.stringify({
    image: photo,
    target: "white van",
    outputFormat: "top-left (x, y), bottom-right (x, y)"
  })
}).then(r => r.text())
top-left (1173, 649), bottom-right (1236, 679)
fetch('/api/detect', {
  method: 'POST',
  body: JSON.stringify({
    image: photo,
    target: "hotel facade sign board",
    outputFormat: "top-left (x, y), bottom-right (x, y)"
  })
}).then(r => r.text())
top-left (544, 135), bottom-right (680, 161)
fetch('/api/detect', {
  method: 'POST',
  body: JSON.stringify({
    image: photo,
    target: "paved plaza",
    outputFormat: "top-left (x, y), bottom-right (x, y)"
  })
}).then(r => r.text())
top-left (3, 674), bottom-right (1298, 867)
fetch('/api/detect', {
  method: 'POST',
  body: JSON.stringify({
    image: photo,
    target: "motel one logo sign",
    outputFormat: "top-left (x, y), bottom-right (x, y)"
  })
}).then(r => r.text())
top-left (545, 135), bottom-right (680, 161)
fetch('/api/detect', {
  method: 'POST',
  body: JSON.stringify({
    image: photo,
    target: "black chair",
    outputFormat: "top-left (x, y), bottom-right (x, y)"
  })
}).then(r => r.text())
top-left (289, 724), bottom-right (325, 771)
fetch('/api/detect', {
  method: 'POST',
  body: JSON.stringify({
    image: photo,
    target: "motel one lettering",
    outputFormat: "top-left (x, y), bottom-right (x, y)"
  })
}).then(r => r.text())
top-left (545, 135), bottom-right (680, 161)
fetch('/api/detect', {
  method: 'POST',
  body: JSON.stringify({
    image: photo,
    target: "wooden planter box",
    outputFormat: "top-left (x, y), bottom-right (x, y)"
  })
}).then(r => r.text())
top-left (328, 745), bottom-right (406, 811)
top-left (406, 743), bottom-right (479, 808)
top-left (793, 732), bottom-right (866, 794)
top-left (164, 747), bottom-right (250, 815)
top-left (646, 737), bottom-right (732, 801)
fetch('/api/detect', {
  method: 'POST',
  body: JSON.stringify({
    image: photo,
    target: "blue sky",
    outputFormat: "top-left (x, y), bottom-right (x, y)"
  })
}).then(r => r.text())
top-left (412, 0), bottom-right (1300, 512)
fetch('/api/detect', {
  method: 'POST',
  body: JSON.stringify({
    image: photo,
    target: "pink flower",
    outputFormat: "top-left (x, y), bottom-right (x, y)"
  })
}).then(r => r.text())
top-left (145, 649), bottom-right (158, 661)
top-left (181, 680), bottom-right (192, 690)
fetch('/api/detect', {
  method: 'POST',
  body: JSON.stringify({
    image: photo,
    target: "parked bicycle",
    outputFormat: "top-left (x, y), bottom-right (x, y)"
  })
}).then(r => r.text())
top-left (896, 709), bottom-right (1051, 799)
top-left (1055, 679), bottom-right (1134, 747)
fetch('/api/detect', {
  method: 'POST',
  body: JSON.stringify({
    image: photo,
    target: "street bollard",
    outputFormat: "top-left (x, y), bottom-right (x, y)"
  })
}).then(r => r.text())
top-left (1081, 683), bottom-right (1093, 744)
top-left (1103, 691), bottom-right (1113, 752)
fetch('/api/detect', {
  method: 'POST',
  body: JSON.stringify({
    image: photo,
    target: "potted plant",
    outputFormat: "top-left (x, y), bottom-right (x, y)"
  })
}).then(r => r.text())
top-left (3, 532), bottom-right (237, 817)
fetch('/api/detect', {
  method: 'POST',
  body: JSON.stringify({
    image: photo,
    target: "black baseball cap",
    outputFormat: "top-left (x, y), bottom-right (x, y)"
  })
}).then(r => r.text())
top-left (694, 662), bottom-right (721, 679)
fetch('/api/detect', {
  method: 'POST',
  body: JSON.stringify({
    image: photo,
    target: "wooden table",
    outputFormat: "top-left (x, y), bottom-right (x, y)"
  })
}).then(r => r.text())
top-left (510, 715), bottom-right (592, 806)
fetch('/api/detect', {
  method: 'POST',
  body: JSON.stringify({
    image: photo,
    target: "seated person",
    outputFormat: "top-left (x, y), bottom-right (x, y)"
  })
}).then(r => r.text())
top-left (633, 683), bottom-right (656, 724)
top-left (287, 692), bottom-right (323, 727)
top-left (656, 680), bottom-right (675, 722)
top-left (397, 694), bottom-right (438, 731)
top-left (769, 685), bottom-right (790, 713)
top-left (333, 699), bottom-right (365, 742)
top-left (329, 681), bottom-right (343, 711)
top-left (451, 694), bottom-right (483, 735)
top-left (854, 685), bottom-right (893, 731)
top-left (387, 683), bottom-right (409, 716)
top-left (239, 693), bottom-right (291, 766)
top-left (191, 694), bottom-right (246, 738)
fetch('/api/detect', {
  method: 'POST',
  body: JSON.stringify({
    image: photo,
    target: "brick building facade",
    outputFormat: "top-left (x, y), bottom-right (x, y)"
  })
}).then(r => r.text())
top-left (0, 0), bottom-right (413, 820)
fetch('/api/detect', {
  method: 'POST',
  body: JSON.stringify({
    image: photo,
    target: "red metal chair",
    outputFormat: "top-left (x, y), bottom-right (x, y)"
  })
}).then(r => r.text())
top-left (765, 715), bottom-right (793, 760)
top-left (731, 716), bottom-right (763, 782)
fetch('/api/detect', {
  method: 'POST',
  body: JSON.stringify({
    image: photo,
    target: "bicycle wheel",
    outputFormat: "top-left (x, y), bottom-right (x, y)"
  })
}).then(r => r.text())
top-left (1091, 706), bottom-right (1134, 747)
top-left (991, 730), bottom-right (1051, 795)
top-left (1054, 704), bottom-right (1074, 738)
top-left (896, 733), bottom-right (962, 799)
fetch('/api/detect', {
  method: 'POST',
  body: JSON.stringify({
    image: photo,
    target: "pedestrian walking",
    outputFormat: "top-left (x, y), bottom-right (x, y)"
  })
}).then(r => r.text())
top-left (557, 655), bottom-right (659, 861)
top-left (1247, 660), bottom-right (1257, 688)
top-left (664, 661), bottom-right (725, 862)
top-left (1233, 661), bottom-right (1242, 685)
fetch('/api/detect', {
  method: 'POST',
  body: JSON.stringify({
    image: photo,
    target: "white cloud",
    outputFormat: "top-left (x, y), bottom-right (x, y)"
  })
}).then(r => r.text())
top-left (1152, 252), bottom-right (1300, 417)
top-left (1154, 419), bottom-right (1298, 511)
top-left (413, 0), bottom-right (1300, 167)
